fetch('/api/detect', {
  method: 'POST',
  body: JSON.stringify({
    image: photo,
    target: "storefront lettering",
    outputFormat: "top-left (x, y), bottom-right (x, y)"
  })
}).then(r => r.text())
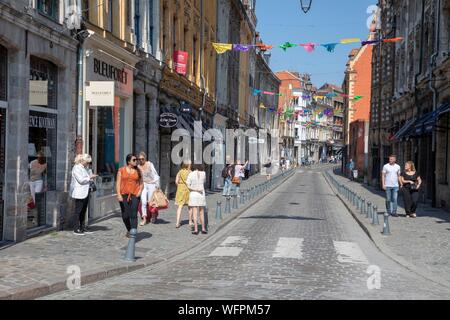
top-left (93, 58), bottom-right (128, 84)
top-left (29, 116), bottom-right (56, 129)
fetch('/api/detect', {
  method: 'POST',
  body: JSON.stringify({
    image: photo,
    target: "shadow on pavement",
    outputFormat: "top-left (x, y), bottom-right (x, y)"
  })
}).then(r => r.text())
top-left (240, 215), bottom-right (324, 221)
top-left (136, 232), bottom-right (152, 243)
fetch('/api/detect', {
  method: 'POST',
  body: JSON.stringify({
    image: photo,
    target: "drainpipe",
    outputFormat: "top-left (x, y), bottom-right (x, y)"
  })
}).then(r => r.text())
top-left (429, 0), bottom-right (441, 207)
top-left (75, 0), bottom-right (85, 155)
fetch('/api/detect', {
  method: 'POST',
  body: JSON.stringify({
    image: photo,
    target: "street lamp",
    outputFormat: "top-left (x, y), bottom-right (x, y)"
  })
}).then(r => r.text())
top-left (300, 0), bottom-right (313, 13)
top-left (305, 80), bottom-right (313, 92)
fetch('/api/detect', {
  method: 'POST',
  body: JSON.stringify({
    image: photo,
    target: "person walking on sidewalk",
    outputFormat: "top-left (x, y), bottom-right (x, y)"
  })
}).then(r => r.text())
top-left (400, 161), bottom-right (422, 218)
top-left (116, 154), bottom-right (144, 238)
top-left (264, 158), bottom-right (272, 180)
top-left (186, 163), bottom-right (207, 235)
top-left (137, 152), bottom-right (160, 226)
top-left (222, 159), bottom-right (234, 198)
top-left (348, 159), bottom-right (355, 180)
top-left (382, 155), bottom-right (402, 217)
top-left (70, 154), bottom-right (97, 235)
top-left (232, 160), bottom-right (248, 197)
top-left (175, 160), bottom-right (192, 228)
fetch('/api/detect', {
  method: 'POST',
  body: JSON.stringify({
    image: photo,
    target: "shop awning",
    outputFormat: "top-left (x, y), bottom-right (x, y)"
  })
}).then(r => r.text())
top-left (394, 118), bottom-right (417, 140)
top-left (413, 102), bottom-right (450, 136)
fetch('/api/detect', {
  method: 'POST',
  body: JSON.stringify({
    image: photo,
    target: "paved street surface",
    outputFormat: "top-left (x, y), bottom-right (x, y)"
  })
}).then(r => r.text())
top-left (42, 167), bottom-right (450, 300)
top-left (0, 169), bottom-right (288, 299)
top-left (328, 169), bottom-right (450, 288)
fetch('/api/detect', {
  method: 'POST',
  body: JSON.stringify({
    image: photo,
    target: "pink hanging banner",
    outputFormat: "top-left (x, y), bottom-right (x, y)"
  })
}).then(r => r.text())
top-left (174, 50), bottom-right (189, 75)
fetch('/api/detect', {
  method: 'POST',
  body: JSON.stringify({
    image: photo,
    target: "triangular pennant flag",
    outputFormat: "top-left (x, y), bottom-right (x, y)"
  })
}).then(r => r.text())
top-left (361, 40), bottom-right (380, 46)
top-left (321, 43), bottom-right (339, 53)
top-left (233, 44), bottom-right (253, 52)
top-left (253, 89), bottom-right (262, 96)
top-left (340, 38), bottom-right (361, 44)
top-left (383, 37), bottom-right (403, 43)
top-left (212, 43), bottom-right (233, 54)
top-left (279, 42), bottom-right (297, 51)
top-left (352, 95), bottom-right (363, 101)
top-left (299, 43), bottom-right (316, 53)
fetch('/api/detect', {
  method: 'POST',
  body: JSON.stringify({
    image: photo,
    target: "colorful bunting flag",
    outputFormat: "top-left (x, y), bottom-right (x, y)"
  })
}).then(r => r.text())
top-left (233, 44), bottom-right (253, 52)
top-left (361, 40), bottom-right (380, 46)
top-left (383, 37), bottom-right (403, 43)
top-left (212, 43), bottom-right (233, 54)
top-left (340, 38), bottom-right (361, 44)
top-left (279, 42), bottom-right (297, 51)
top-left (321, 43), bottom-right (339, 53)
top-left (299, 43), bottom-right (316, 53)
top-left (352, 96), bottom-right (363, 101)
top-left (253, 89), bottom-right (262, 96)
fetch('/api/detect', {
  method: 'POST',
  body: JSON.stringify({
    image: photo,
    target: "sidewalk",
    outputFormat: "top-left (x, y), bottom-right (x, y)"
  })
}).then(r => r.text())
top-left (0, 169), bottom-right (295, 300)
top-left (325, 169), bottom-right (450, 289)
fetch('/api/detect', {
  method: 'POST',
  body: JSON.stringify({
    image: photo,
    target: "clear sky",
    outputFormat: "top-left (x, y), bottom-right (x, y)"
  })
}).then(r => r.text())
top-left (256, 0), bottom-right (377, 88)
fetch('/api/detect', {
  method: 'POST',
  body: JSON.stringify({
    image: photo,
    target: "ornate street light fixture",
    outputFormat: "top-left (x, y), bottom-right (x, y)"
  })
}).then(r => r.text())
top-left (305, 80), bottom-right (313, 92)
top-left (300, 0), bottom-right (313, 13)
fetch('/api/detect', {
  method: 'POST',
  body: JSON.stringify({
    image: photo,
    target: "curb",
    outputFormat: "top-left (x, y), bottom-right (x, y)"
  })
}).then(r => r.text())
top-left (0, 170), bottom-right (296, 300)
top-left (323, 170), bottom-right (450, 291)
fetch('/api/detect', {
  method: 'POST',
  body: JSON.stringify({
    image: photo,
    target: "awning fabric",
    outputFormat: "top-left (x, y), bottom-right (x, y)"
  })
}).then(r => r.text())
top-left (394, 118), bottom-right (417, 140)
top-left (413, 102), bottom-right (450, 136)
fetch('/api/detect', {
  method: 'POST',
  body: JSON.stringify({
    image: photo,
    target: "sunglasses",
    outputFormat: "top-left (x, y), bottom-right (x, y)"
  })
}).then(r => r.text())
top-left (130, 159), bottom-right (137, 162)
top-left (138, 158), bottom-right (145, 161)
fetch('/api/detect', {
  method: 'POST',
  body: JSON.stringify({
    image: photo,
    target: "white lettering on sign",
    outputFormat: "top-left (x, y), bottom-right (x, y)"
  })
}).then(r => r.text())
top-left (29, 116), bottom-right (56, 129)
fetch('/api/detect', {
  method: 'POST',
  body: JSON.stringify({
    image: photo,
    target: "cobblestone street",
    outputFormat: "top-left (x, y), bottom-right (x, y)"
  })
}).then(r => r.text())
top-left (41, 167), bottom-right (450, 300)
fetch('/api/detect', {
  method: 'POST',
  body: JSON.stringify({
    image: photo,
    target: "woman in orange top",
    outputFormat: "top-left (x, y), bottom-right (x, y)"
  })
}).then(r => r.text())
top-left (116, 154), bottom-right (144, 237)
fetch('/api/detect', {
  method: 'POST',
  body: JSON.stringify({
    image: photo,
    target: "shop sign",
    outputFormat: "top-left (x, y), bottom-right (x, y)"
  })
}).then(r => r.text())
top-left (180, 101), bottom-right (192, 113)
top-left (29, 115), bottom-right (56, 129)
top-left (173, 51), bottom-right (188, 76)
top-left (86, 81), bottom-right (115, 106)
top-left (29, 81), bottom-right (48, 106)
top-left (159, 113), bottom-right (178, 128)
top-left (87, 52), bottom-right (133, 98)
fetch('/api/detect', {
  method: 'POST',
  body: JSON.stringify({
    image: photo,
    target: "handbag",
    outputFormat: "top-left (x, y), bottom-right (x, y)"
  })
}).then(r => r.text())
top-left (410, 184), bottom-right (417, 191)
top-left (232, 176), bottom-right (240, 184)
top-left (89, 181), bottom-right (97, 192)
top-left (151, 188), bottom-right (169, 209)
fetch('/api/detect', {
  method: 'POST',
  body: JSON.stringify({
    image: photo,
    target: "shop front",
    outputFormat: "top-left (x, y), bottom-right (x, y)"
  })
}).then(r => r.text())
top-left (0, 44), bottom-right (6, 240)
top-left (83, 41), bottom-right (139, 220)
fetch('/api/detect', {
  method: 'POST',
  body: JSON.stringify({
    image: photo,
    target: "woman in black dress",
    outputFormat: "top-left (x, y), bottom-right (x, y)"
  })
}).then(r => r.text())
top-left (399, 161), bottom-right (422, 218)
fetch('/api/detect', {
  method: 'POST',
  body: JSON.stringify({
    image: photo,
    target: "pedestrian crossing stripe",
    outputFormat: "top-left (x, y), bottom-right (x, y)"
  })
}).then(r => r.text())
top-left (209, 237), bottom-right (370, 266)
top-left (272, 237), bottom-right (304, 259)
top-left (333, 241), bottom-right (369, 265)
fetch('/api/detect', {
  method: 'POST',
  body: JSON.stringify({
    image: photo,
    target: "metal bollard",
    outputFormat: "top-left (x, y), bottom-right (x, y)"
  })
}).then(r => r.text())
top-left (225, 196), bottom-right (231, 213)
top-left (371, 205), bottom-right (379, 225)
top-left (215, 201), bottom-right (222, 220)
top-left (232, 195), bottom-right (238, 209)
top-left (356, 196), bottom-right (361, 210)
top-left (243, 190), bottom-right (248, 202)
top-left (366, 201), bottom-right (371, 218)
top-left (240, 191), bottom-right (244, 204)
top-left (382, 211), bottom-right (391, 235)
top-left (123, 228), bottom-right (137, 262)
top-left (361, 199), bottom-right (366, 215)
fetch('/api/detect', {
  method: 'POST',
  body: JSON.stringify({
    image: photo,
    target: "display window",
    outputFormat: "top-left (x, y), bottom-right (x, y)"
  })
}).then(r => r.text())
top-left (27, 56), bottom-right (58, 229)
top-left (1, 44), bottom-right (7, 240)
top-left (89, 100), bottom-right (127, 198)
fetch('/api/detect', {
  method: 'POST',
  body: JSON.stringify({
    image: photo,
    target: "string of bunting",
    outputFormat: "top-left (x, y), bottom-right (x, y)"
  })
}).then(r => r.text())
top-left (212, 37), bottom-right (403, 54)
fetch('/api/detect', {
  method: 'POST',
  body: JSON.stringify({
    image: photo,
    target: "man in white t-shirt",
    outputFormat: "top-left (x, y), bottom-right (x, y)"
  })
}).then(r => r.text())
top-left (382, 155), bottom-right (401, 217)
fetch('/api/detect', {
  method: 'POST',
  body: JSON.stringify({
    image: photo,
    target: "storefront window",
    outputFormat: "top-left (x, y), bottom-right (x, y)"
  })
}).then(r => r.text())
top-left (89, 104), bottom-right (126, 198)
top-left (28, 56), bottom-right (57, 229)
top-left (0, 108), bottom-right (5, 239)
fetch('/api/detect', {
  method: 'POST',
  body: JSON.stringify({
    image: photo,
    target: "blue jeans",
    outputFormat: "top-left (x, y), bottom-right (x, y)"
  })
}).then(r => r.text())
top-left (222, 177), bottom-right (232, 196)
top-left (385, 187), bottom-right (399, 215)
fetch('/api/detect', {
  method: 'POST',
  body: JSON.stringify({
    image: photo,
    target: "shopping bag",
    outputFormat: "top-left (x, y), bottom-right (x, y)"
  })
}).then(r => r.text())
top-left (151, 188), bottom-right (169, 210)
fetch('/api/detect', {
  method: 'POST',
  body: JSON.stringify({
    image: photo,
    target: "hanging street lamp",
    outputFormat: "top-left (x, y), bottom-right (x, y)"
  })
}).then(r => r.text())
top-left (300, 0), bottom-right (313, 13)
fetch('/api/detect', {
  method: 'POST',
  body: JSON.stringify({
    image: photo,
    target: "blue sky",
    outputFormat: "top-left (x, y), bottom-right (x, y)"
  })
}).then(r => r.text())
top-left (256, 0), bottom-right (377, 88)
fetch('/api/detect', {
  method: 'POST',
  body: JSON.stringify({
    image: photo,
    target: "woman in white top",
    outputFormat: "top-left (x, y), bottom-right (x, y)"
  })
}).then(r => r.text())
top-left (233, 160), bottom-right (248, 197)
top-left (29, 151), bottom-right (47, 204)
top-left (70, 154), bottom-right (97, 235)
top-left (186, 164), bottom-right (207, 235)
top-left (137, 152), bottom-right (160, 225)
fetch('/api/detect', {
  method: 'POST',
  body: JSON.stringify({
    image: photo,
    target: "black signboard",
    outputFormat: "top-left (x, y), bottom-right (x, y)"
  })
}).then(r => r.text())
top-left (180, 101), bottom-right (192, 113)
top-left (159, 113), bottom-right (179, 128)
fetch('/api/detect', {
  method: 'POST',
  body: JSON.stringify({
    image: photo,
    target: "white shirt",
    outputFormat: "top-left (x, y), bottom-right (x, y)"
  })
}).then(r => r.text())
top-left (139, 161), bottom-right (160, 185)
top-left (70, 164), bottom-right (91, 199)
top-left (382, 163), bottom-right (401, 187)
top-left (234, 164), bottom-right (246, 178)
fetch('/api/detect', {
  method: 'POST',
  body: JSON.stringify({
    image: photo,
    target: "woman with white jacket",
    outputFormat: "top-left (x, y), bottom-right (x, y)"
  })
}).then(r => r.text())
top-left (70, 154), bottom-right (97, 235)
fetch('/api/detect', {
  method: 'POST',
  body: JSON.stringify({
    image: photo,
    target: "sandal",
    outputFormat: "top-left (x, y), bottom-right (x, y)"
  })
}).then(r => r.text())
top-left (192, 231), bottom-right (199, 235)
top-left (175, 223), bottom-right (181, 229)
top-left (139, 218), bottom-right (146, 226)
